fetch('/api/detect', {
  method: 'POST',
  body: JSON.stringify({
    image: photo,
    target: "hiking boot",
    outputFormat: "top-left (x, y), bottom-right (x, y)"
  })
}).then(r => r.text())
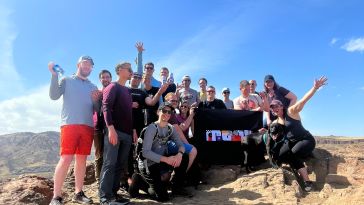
top-left (172, 187), bottom-right (193, 198)
top-left (49, 196), bottom-right (63, 205)
top-left (303, 180), bottom-right (314, 192)
top-left (72, 190), bottom-right (93, 204)
top-left (128, 173), bottom-right (142, 198)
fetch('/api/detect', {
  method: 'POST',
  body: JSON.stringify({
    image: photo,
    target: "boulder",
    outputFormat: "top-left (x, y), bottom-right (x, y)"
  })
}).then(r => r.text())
top-left (0, 175), bottom-right (53, 205)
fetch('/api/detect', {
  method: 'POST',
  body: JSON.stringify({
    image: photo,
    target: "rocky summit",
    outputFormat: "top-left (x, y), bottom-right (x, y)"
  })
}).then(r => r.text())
top-left (0, 138), bottom-right (363, 205)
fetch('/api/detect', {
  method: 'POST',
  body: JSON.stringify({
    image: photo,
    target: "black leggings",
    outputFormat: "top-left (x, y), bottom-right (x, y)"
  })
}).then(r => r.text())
top-left (277, 135), bottom-right (316, 170)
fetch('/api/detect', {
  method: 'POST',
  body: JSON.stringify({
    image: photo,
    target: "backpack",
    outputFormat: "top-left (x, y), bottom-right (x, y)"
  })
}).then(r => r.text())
top-left (134, 122), bottom-right (174, 161)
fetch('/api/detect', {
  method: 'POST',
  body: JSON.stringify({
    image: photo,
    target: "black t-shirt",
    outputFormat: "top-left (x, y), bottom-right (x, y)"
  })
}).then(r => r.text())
top-left (162, 83), bottom-right (177, 101)
top-left (143, 86), bottom-right (160, 125)
top-left (130, 88), bottom-right (148, 135)
top-left (198, 99), bottom-right (227, 110)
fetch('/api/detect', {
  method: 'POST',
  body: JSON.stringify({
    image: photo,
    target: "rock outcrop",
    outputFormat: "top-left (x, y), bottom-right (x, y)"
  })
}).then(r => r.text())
top-left (0, 140), bottom-right (363, 205)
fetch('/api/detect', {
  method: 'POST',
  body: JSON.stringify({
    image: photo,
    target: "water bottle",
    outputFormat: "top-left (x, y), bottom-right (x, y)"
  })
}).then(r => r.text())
top-left (53, 64), bottom-right (64, 75)
top-left (162, 75), bottom-right (167, 85)
top-left (168, 73), bottom-right (174, 83)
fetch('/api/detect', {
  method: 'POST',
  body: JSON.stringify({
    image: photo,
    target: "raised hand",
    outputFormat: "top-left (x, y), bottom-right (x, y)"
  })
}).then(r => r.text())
top-left (135, 42), bottom-right (145, 52)
top-left (48, 61), bottom-right (57, 76)
top-left (314, 76), bottom-right (328, 90)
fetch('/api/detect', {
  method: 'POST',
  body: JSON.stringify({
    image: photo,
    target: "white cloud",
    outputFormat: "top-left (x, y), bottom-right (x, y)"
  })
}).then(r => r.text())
top-left (341, 38), bottom-right (364, 52)
top-left (330, 38), bottom-right (338, 46)
top-left (0, 5), bottom-right (23, 100)
top-left (0, 85), bottom-right (62, 135)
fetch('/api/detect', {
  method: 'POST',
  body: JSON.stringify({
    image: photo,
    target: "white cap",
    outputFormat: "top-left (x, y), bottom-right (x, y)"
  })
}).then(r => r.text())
top-left (222, 87), bottom-right (230, 93)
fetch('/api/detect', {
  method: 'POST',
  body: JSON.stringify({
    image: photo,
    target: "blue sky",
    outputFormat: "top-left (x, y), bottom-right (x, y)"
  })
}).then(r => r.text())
top-left (0, 0), bottom-right (363, 137)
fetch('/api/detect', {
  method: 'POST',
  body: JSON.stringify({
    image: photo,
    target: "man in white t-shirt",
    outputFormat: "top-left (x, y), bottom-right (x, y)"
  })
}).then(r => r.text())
top-left (233, 80), bottom-right (268, 111)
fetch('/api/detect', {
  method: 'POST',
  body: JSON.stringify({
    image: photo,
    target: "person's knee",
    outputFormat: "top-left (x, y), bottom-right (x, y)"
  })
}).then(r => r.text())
top-left (59, 155), bottom-right (73, 165)
top-left (190, 147), bottom-right (197, 158)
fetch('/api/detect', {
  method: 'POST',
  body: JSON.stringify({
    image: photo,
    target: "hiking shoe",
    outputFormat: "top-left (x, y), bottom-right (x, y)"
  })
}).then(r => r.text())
top-left (303, 180), bottom-right (314, 192)
top-left (49, 196), bottom-right (63, 205)
top-left (128, 173), bottom-right (142, 198)
top-left (172, 187), bottom-right (193, 198)
top-left (72, 190), bottom-right (93, 204)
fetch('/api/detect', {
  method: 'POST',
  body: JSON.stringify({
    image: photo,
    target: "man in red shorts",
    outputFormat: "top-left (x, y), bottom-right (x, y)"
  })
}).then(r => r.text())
top-left (48, 56), bottom-right (100, 205)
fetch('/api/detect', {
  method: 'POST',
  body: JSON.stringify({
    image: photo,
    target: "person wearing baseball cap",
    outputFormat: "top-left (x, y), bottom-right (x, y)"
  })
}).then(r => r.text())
top-left (128, 101), bottom-right (192, 201)
top-left (48, 55), bottom-right (98, 205)
top-left (263, 74), bottom-right (297, 126)
top-left (221, 87), bottom-right (234, 109)
top-left (269, 76), bottom-right (328, 192)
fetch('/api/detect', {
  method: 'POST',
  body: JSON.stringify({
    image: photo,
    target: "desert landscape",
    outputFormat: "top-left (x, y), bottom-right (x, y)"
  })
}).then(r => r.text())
top-left (0, 132), bottom-right (363, 205)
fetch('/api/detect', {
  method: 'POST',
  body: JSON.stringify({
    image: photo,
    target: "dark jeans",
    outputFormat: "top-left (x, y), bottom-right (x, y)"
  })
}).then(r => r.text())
top-left (138, 154), bottom-right (189, 201)
top-left (99, 129), bottom-right (132, 201)
top-left (93, 130), bottom-right (104, 181)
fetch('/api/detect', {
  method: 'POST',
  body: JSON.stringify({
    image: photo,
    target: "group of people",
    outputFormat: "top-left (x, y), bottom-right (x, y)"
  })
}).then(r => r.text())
top-left (48, 42), bottom-right (327, 205)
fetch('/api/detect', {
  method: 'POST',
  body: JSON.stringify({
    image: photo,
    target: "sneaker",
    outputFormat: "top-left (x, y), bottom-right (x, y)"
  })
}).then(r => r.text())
top-left (172, 187), bottom-right (193, 198)
top-left (49, 196), bottom-right (63, 205)
top-left (72, 190), bottom-right (93, 204)
top-left (303, 181), bottom-right (314, 192)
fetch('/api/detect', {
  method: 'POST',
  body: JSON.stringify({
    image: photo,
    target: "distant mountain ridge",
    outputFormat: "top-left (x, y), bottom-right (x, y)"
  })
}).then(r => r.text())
top-left (0, 131), bottom-right (363, 180)
top-left (0, 131), bottom-right (60, 179)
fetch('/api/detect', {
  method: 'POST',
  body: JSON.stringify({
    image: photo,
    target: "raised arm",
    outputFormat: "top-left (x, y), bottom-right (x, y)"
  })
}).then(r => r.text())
top-left (135, 42), bottom-right (144, 75)
top-left (48, 61), bottom-right (65, 100)
top-left (145, 83), bottom-right (169, 106)
top-left (289, 76), bottom-right (328, 115)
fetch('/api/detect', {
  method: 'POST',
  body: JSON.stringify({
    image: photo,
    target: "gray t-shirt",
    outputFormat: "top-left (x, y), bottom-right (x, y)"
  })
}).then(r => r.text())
top-left (49, 74), bottom-right (97, 127)
top-left (141, 123), bottom-right (183, 167)
top-left (224, 99), bottom-right (234, 109)
top-left (178, 88), bottom-right (199, 106)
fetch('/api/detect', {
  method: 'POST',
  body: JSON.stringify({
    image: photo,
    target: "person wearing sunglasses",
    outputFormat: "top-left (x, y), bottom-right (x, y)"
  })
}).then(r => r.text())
top-left (129, 102), bottom-right (191, 201)
top-left (268, 76), bottom-right (328, 192)
top-left (221, 87), bottom-right (234, 109)
top-left (198, 86), bottom-right (226, 110)
top-left (135, 42), bottom-right (161, 88)
top-left (99, 62), bottom-right (134, 205)
top-left (164, 92), bottom-right (198, 172)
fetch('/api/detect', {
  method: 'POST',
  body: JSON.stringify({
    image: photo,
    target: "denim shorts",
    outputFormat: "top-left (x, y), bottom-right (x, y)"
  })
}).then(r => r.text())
top-left (167, 141), bottom-right (193, 155)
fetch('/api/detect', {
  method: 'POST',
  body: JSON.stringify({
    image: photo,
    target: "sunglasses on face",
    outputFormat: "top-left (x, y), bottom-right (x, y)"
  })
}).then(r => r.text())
top-left (207, 90), bottom-right (215, 93)
top-left (223, 91), bottom-right (230, 94)
top-left (145, 67), bottom-right (154, 70)
top-left (132, 76), bottom-right (142, 79)
top-left (161, 109), bottom-right (172, 114)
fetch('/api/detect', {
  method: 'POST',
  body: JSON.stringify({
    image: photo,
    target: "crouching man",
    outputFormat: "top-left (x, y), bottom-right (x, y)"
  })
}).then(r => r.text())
top-left (129, 102), bottom-right (192, 202)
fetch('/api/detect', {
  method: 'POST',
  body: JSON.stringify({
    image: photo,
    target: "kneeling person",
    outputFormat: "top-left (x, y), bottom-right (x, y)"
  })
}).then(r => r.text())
top-left (129, 102), bottom-right (191, 201)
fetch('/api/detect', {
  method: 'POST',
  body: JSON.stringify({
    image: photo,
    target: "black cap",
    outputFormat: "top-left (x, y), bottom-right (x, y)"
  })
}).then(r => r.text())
top-left (158, 102), bottom-right (174, 111)
top-left (264, 74), bottom-right (275, 82)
